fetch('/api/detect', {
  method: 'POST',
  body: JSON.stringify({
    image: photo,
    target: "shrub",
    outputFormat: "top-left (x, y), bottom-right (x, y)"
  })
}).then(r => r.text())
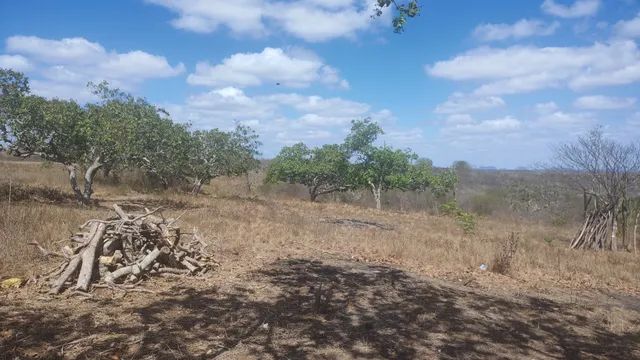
top-left (491, 232), bottom-right (520, 275)
top-left (440, 200), bottom-right (476, 235)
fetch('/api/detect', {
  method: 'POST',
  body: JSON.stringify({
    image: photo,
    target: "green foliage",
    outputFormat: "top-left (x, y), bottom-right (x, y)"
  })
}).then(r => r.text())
top-left (0, 68), bottom-right (30, 147)
top-left (266, 142), bottom-right (351, 201)
top-left (356, 146), bottom-right (416, 191)
top-left (188, 125), bottom-right (261, 194)
top-left (373, 0), bottom-right (421, 33)
top-left (440, 200), bottom-right (476, 234)
top-left (429, 169), bottom-right (458, 198)
top-left (343, 118), bottom-right (383, 156)
top-left (4, 95), bottom-right (87, 164)
top-left (0, 70), bottom-right (261, 200)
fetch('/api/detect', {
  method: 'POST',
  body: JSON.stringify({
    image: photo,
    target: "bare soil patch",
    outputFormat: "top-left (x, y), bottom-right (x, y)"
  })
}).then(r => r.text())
top-left (2, 258), bottom-right (639, 359)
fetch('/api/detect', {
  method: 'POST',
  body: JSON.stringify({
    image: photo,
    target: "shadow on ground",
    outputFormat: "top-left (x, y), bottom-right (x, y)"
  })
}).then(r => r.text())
top-left (2, 259), bottom-right (639, 359)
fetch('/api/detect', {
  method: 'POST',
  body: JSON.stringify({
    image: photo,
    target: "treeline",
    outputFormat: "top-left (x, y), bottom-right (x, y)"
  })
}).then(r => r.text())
top-left (1, 68), bottom-right (456, 210)
top-left (0, 69), bottom-right (260, 204)
top-left (266, 119), bottom-right (457, 209)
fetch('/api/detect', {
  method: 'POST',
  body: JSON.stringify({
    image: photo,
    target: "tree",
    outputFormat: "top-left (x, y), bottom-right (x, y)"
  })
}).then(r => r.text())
top-left (355, 145), bottom-right (417, 210)
top-left (0, 68), bottom-right (30, 150)
top-left (188, 125), bottom-right (260, 195)
top-left (265, 142), bottom-right (351, 202)
top-left (452, 160), bottom-right (472, 183)
top-left (551, 127), bottom-right (640, 250)
top-left (3, 93), bottom-right (96, 203)
top-left (134, 116), bottom-right (192, 189)
top-left (373, 0), bottom-right (421, 33)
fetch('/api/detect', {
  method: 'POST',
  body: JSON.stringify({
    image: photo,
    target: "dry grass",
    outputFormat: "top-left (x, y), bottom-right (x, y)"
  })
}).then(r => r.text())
top-left (2, 160), bottom-right (640, 358)
top-left (2, 159), bottom-right (640, 295)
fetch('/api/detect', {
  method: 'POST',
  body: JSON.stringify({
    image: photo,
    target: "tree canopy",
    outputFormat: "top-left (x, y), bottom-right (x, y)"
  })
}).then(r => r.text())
top-left (266, 118), bottom-right (456, 209)
top-left (0, 69), bottom-right (261, 203)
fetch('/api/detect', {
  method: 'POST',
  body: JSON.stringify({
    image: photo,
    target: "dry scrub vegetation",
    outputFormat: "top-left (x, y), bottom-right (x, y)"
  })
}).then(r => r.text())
top-left (2, 159), bottom-right (640, 359)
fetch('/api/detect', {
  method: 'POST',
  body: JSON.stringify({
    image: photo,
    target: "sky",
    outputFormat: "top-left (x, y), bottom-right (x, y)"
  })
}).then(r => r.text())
top-left (1, 0), bottom-right (639, 168)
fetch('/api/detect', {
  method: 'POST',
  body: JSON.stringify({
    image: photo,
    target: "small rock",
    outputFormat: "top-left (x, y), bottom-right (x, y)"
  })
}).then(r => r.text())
top-left (479, 264), bottom-right (488, 271)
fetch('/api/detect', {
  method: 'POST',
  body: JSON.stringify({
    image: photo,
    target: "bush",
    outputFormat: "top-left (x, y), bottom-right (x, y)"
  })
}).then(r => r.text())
top-left (491, 232), bottom-right (520, 275)
top-left (440, 200), bottom-right (476, 235)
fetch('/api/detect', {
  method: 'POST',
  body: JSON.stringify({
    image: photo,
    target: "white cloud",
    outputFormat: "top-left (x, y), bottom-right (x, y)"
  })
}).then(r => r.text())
top-left (146, 0), bottom-right (266, 35)
top-left (146, 0), bottom-right (385, 42)
top-left (574, 95), bottom-right (636, 109)
top-left (0, 54), bottom-right (31, 71)
top-left (426, 40), bottom-right (640, 95)
top-left (441, 115), bottom-right (522, 141)
top-left (164, 87), bottom-right (396, 153)
top-left (534, 101), bottom-right (559, 114)
top-left (614, 12), bottom-right (640, 38)
top-left (434, 92), bottom-right (505, 114)
top-left (541, 0), bottom-right (600, 18)
top-left (187, 47), bottom-right (347, 88)
top-left (536, 110), bottom-right (595, 127)
top-left (473, 19), bottom-right (559, 42)
top-left (3, 35), bottom-right (184, 101)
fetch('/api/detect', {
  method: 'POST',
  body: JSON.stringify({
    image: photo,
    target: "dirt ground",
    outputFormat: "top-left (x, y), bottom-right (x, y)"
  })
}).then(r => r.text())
top-left (2, 253), bottom-right (640, 359)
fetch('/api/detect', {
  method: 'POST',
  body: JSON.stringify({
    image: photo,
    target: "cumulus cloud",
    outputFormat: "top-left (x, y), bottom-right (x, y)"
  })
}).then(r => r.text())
top-left (573, 95), bottom-right (636, 109)
top-left (163, 87), bottom-right (397, 154)
top-left (614, 12), bottom-right (640, 38)
top-left (146, 0), bottom-right (385, 42)
top-left (426, 40), bottom-right (640, 95)
top-left (187, 47), bottom-right (348, 88)
top-left (3, 35), bottom-right (184, 101)
top-left (541, 0), bottom-right (600, 18)
top-left (0, 54), bottom-right (32, 71)
top-left (473, 19), bottom-right (559, 42)
top-left (434, 92), bottom-right (505, 114)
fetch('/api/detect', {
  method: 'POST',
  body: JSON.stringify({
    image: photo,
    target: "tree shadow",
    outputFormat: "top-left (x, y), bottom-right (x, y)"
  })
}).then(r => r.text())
top-left (2, 258), bottom-right (639, 359)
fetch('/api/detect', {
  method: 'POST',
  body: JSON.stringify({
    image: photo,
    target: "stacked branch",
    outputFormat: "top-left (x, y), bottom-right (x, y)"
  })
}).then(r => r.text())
top-left (48, 204), bottom-right (213, 294)
top-left (570, 207), bottom-right (613, 250)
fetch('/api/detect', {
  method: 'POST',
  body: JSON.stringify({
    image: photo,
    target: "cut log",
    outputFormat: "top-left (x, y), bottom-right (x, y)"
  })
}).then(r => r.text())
top-left (113, 204), bottom-right (131, 220)
top-left (105, 246), bottom-right (170, 283)
top-left (75, 223), bottom-right (107, 292)
top-left (51, 255), bottom-right (82, 294)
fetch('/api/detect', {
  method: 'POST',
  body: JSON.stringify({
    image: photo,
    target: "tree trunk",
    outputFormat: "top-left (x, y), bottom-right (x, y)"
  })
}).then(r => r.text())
top-left (369, 181), bottom-right (382, 210)
top-left (82, 156), bottom-right (102, 204)
top-left (245, 172), bottom-right (252, 194)
top-left (191, 178), bottom-right (203, 195)
top-left (309, 185), bottom-right (319, 202)
top-left (611, 213), bottom-right (618, 251)
top-left (65, 164), bottom-right (85, 204)
top-left (634, 211), bottom-right (639, 255)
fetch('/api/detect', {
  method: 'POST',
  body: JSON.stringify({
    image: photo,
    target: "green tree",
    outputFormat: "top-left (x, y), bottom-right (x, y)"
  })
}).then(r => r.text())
top-left (266, 142), bottom-right (351, 202)
top-left (134, 116), bottom-right (192, 189)
top-left (2, 91), bottom-right (96, 203)
top-left (407, 157), bottom-right (434, 192)
top-left (0, 68), bottom-right (30, 150)
top-left (344, 118), bottom-right (384, 155)
top-left (188, 125), bottom-right (261, 195)
top-left (355, 146), bottom-right (417, 210)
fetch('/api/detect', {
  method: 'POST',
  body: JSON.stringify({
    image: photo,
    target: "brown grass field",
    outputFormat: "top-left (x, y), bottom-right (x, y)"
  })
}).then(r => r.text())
top-left (1, 159), bottom-right (640, 359)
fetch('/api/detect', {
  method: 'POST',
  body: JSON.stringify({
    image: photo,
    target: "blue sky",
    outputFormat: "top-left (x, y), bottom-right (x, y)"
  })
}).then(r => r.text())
top-left (1, 0), bottom-right (639, 168)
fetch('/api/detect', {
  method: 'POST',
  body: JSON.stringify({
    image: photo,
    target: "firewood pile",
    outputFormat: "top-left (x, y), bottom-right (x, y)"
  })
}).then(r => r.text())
top-left (46, 204), bottom-right (213, 294)
top-left (570, 207), bottom-right (613, 250)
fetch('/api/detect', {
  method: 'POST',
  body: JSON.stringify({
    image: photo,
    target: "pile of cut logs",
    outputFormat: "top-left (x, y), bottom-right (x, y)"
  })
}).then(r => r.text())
top-left (46, 204), bottom-right (212, 294)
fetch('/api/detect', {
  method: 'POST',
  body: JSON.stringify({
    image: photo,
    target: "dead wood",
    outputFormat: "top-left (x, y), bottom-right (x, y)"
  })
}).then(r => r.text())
top-left (42, 203), bottom-right (214, 293)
